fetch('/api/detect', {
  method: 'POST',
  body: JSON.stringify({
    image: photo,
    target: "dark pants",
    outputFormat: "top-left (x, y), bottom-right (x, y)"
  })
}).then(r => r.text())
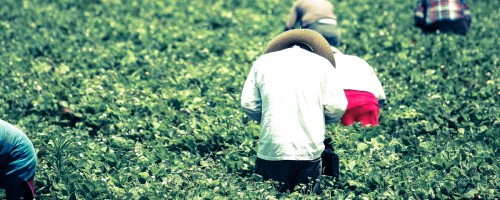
top-left (0, 177), bottom-right (34, 200)
top-left (255, 157), bottom-right (321, 194)
top-left (304, 23), bottom-right (341, 47)
top-left (422, 18), bottom-right (471, 35)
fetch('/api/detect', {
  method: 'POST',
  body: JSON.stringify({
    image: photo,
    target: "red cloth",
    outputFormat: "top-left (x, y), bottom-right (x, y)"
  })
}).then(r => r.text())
top-left (27, 176), bottom-right (35, 199)
top-left (340, 90), bottom-right (380, 126)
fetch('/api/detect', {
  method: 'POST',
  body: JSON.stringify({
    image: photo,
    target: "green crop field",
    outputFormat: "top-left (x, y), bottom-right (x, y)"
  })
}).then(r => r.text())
top-left (1, 0), bottom-right (498, 199)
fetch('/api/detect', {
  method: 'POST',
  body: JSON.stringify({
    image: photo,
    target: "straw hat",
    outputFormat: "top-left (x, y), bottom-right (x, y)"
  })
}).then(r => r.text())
top-left (264, 29), bottom-right (336, 67)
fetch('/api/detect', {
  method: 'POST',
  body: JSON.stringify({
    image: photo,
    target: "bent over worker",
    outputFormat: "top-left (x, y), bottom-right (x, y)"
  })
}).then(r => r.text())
top-left (285, 0), bottom-right (341, 47)
top-left (332, 47), bottom-right (386, 127)
top-left (1, 119), bottom-right (37, 200)
top-left (241, 30), bottom-right (347, 194)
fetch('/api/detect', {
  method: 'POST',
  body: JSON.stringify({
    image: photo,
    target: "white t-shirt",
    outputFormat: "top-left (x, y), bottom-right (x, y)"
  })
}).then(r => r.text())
top-left (241, 46), bottom-right (347, 160)
top-left (332, 47), bottom-right (386, 100)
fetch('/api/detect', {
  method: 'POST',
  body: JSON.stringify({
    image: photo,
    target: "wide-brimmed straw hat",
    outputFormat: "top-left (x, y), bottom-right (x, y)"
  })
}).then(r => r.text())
top-left (264, 29), bottom-right (336, 67)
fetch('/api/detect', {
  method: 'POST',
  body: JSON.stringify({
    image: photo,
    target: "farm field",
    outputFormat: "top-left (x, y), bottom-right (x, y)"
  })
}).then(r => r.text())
top-left (0, 0), bottom-right (498, 199)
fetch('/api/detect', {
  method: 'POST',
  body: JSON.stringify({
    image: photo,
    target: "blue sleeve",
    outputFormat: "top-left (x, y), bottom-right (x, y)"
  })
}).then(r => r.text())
top-left (0, 120), bottom-right (37, 182)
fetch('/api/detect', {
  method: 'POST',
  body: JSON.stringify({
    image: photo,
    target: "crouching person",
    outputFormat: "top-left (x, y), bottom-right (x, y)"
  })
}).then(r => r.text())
top-left (241, 30), bottom-right (347, 194)
top-left (0, 119), bottom-right (37, 200)
top-left (414, 0), bottom-right (472, 35)
top-left (332, 47), bottom-right (386, 127)
top-left (284, 0), bottom-right (341, 47)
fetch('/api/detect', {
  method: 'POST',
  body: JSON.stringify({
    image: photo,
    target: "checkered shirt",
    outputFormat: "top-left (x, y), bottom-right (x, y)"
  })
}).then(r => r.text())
top-left (415, 0), bottom-right (471, 26)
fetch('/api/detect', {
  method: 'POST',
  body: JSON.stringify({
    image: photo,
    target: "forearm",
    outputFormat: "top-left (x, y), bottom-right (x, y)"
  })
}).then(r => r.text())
top-left (324, 93), bottom-right (348, 124)
top-left (323, 67), bottom-right (348, 124)
top-left (242, 107), bottom-right (262, 122)
top-left (414, 0), bottom-right (425, 26)
top-left (285, 5), bottom-right (299, 29)
top-left (241, 65), bottom-right (262, 122)
top-left (324, 105), bottom-right (346, 124)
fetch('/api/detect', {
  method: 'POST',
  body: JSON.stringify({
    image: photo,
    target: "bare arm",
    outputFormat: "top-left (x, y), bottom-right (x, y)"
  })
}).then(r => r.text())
top-left (414, 0), bottom-right (426, 27)
top-left (285, 1), bottom-right (301, 30)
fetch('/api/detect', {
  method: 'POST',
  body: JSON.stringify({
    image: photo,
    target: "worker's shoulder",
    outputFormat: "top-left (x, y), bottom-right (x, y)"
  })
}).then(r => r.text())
top-left (336, 53), bottom-right (372, 65)
top-left (0, 119), bottom-right (28, 140)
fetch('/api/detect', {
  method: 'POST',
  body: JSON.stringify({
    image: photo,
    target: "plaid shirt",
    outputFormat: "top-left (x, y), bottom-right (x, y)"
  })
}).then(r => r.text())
top-left (415, 0), bottom-right (471, 26)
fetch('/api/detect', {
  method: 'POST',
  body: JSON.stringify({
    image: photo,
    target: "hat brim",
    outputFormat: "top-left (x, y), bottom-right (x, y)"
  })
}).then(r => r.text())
top-left (264, 29), bottom-right (336, 67)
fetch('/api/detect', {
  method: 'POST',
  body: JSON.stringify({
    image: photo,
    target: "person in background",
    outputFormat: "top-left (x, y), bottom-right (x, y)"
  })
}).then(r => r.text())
top-left (414, 0), bottom-right (472, 35)
top-left (0, 119), bottom-right (37, 200)
top-left (285, 0), bottom-right (341, 47)
top-left (332, 46), bottom-right (386, 127)
top-left (241, 29), bottom-right (347, 194)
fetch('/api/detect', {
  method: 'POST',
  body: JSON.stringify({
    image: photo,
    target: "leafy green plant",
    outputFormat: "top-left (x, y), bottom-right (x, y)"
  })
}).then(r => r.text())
top-left (0, 0), bottom-right (498, 199)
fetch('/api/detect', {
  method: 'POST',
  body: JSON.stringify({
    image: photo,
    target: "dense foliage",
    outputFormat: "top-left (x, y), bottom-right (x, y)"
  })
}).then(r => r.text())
top-left (0, 0), bottom-right (498, 199)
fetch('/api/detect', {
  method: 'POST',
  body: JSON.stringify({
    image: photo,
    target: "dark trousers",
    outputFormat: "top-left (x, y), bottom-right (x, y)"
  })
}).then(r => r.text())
top-left (0, 177), bottom-right (34, 200)
top-left (422, 18), bottom-right (471, 35)
top-left (255, 157), bottom-right (321, 194)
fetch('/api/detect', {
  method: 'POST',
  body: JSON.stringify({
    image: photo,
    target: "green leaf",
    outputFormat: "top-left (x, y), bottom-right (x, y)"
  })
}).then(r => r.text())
top-left (463, 189), bottom-right (478, 199)
top-left (442, 180), bottom-right (456, 193)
